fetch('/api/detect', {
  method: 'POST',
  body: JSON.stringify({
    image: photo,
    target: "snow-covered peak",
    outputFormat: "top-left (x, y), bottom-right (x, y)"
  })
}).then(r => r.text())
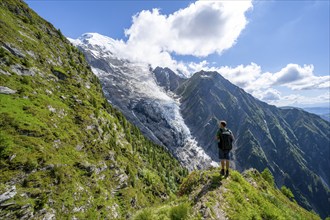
top-left (79, 33), bottom-right (117, 49)
top-left (69, 33), bottom-right (126, 59)
top-left (68, 32), bottom-right (194, 78)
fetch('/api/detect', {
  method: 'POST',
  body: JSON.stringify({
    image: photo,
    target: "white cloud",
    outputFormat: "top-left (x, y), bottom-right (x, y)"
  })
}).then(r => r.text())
top-left (255, 88), bottom-right (281, 101)
top-left (195, 63), bottom-right (329, 106)
top-left (245, 88), bottom-right (330, 107)
top-left (200, 63), bottom-right (329, 90)
top-left (114, 0), bottom-right (253, 75)
top-left (268, 92), bottom-right (330, 107)
top-left (273, 64), bottom-right (309, 85)
top-left (272, 64), bottom-right (330, 90)
top-left (215, 63), bottom-right (263, 89)
top-left (167, 1), bottom-right (253, 56)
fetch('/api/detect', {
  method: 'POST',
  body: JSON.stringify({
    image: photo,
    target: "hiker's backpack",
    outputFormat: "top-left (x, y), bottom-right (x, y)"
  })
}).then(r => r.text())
top-left (219, 128), bottom-right (233, 150)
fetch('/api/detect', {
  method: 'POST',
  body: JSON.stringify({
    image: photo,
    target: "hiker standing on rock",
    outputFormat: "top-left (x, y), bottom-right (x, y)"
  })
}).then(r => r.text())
top-left (216, 120), bottom-right (234, 176)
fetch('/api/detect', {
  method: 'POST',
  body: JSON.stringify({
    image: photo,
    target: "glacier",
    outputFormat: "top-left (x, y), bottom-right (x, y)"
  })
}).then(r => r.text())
top-left (70, 33), bottom-right (214, 170)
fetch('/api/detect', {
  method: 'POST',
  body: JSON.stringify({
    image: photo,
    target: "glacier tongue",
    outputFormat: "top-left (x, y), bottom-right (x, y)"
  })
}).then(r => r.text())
top-left (94, 63), bottom-right (213, 170)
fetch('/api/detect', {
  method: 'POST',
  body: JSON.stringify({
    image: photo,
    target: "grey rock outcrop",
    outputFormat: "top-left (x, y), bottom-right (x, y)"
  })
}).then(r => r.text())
top-left (10, 64), bottom-right (35, 76)
top-left (0, 86), bottom-right (16, 94)
top-left (0, 186), bottom-right (17, 204)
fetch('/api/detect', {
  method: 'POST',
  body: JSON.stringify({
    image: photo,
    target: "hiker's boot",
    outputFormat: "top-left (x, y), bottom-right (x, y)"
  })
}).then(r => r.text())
top-left (220, 169), bottom-right (225, 176)
top-left (225, 170), bottom-right (229, 177)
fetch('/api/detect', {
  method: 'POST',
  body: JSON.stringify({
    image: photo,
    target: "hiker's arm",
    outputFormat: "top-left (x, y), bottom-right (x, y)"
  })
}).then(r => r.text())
top-left (215, 130), bottom-right (220, 141)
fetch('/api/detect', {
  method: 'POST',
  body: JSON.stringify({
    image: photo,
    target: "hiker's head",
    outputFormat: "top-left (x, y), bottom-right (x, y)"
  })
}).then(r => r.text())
top-left (219, 120), bottom-right (227, 128)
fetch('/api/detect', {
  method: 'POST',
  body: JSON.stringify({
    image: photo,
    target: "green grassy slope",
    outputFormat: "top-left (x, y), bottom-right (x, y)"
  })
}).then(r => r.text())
top-left (0, 0), bottom-right (187, 219)
top-left (134, 168), bottom-right (320, 220)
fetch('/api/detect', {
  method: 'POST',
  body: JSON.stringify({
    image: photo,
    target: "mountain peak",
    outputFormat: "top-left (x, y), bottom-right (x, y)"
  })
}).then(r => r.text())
top-left (69, 32), bottom-right (124, 59)
top-left (79, 33), bottom-right (116, 46)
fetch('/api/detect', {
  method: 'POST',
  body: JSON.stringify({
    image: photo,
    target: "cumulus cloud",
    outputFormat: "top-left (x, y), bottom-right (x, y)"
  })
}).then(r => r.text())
top-left (272, 64), bottom-right (330, 90)
top-left (125, 1), bottom-right (252, 57)
top-left (195, 63), bottom-right (329, 106)
top-left (255, 88), bottom-right (281, 101)
top-left (215, 63), bottom-right (263, 89)
top-left (167, 1), bottom-right (252, 56)
top-left (273, 64), bottom-right (308, 85)
top-left (201, 63), bottom-right (329, 91)
top-left (244, 88), bottom-right (330, 107)
top-left (114, 0), bottom-right (253, 75)
top-left (270, 92), bottom-right (330, 107)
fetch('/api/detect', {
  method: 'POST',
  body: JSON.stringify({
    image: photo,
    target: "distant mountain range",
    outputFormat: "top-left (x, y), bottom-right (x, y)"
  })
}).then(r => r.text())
top-left (72, 33), bottom-right (330, 218)
top-left (303, 107), bottom-right (330, 122)
top-left (280, 106), bottom-right (330, 122)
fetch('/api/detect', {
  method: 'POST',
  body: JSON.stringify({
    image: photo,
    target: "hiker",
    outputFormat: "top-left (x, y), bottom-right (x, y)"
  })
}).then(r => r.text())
top-left (216, 120), bottom-right (234, 176)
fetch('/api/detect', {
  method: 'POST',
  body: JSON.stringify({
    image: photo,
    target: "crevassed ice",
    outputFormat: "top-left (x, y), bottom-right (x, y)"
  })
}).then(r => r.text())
top-left (131, 64), bottom-right (213, 170)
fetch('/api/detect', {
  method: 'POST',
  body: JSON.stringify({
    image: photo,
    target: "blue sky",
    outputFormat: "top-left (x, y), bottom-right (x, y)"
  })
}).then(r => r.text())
top-left (26, 0), bottom-right (329, 107)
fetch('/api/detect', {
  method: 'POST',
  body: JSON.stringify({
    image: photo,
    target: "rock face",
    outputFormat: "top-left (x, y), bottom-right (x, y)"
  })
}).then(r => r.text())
top-left (0, 186), bottom-right (16, 203)
top-left (153, 66), bottom-right (186, 92)
top-left (0, 86), bottom-right (16, 94)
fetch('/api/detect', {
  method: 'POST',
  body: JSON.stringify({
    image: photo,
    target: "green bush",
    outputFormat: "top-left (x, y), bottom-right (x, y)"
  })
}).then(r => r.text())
top-left (21, 57), bottom-right (32, 68)
top-left (169, 203), bottom-right (189, 220)
top-left (281, 186), bottom-right (295, 200)
top-left (261, 168), bottom-right (275, 186)
top-left (134, 208), bottom-right (154, 220)
top-left (178, 171), bottom-right (199, 196)
top-left (35, 31), bottom-right (42, 40)
top-left (0, 47), bottom-right (6, 58)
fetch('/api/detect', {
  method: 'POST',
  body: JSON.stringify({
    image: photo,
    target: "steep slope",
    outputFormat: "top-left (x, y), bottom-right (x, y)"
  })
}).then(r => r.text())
top-left (0, 1), bottom-right (187, 219)
top-left (132, 168), bottom-right (320, 220)
top-left (280, 107), bottom-right (329, 184)
top-left (176, 70), bottom-right (330, 218)
top-left (71, 33), bottom-right (213, 170)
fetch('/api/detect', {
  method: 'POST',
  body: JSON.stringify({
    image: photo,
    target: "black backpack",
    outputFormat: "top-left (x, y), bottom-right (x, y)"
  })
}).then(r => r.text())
top-left (219, 128), bottom-right (233, 150)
